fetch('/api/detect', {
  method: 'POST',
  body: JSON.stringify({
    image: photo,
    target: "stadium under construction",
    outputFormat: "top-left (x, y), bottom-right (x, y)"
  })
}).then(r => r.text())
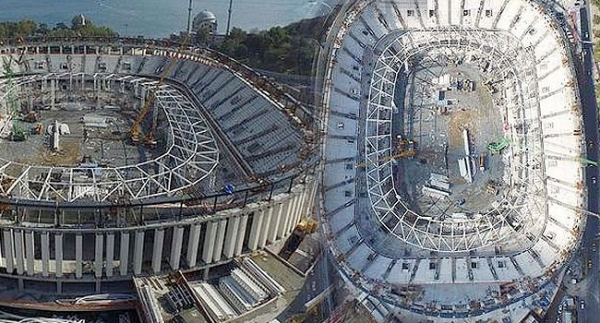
top-left (320, 0), bottom-right (592, 322)
top-left (0, 0), bottom-right (596, 322)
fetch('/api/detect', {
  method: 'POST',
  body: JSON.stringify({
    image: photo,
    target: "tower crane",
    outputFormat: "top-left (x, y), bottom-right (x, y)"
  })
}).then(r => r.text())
top-left (130, 37), bottom-right (189, 145)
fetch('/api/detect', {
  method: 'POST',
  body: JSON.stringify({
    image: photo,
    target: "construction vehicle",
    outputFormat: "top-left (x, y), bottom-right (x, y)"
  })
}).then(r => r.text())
top-left (130, 37), bottom-right (190, 145)
top-left (396, 135), bottom-right (416, 158)
top-left (479, 153), bottom-right (486, 171)
top-left (486, 180), bottom-right (498, 195)
top-left (23, 111), bottom-right (39, 123)
top-left (487, 138), bottom-right (510, 154)
top-left (296, 219), bottom-right (318, 234)
top-left (32, 122), bottom-right (43, 135)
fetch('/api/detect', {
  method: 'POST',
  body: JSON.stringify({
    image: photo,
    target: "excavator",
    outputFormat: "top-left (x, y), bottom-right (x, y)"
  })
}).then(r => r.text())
top-left (130, 37), bottom-right (190, 145)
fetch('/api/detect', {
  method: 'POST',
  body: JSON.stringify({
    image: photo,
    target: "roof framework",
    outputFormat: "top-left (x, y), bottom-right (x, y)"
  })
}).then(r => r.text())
top-left (0, 73), bottom-right (219, 203)
top-left (365, 28), bottom-right (547, 252)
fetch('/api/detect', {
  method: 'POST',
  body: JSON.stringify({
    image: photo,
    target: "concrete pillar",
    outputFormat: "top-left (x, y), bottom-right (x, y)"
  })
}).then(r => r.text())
top-left (277, 201), bottom-right (291, 239)
top-left (119, 232), bottom-right (130, 276)
top-left (248, 210), bottom-right (264, 251)
top-left (294, 191), bottom-right (307, 227)
top-left (269, 203), bottom-right (283, 243)
top-left (152, 229), bottom-right (164, 274)
top-left (3, 230), bottom-right (13, 274)
top-left (14, 230), bottom-right (24, 275)
top-left (259, 208), bottom-right (273, 249)
top-left (75, 234), bottom-right (83, 278)
top-left (187, 224), bottom-right (201, 267)
top-left (50, 79), bottom-right (56, 109)
top-left (0, 230), bottom-right (3, 268)
top-left (223, 217), bottom-right (240, 259)
top-left (106, 233), bottom-right (115, 277)
top-left (55, 233), bottom-right (63, 278)
top-left (235, 215), bottom-right (249, 256)
top-left (285, 195), bottom-right (300, 235)
top-left (213, 220), bottom-right (227, 263)
top-left (25, 231), bottom-right (35, 276)
top-left (133, 231), bottom-right (144, 275)
top-left (94, 234), bottom-right (104, 278)
top-left (202, 222), bottom-right (217, 264)
top-left (41, 232), bottom-right (49, 277)
top-left (170, 227), bottom-right (184, 270)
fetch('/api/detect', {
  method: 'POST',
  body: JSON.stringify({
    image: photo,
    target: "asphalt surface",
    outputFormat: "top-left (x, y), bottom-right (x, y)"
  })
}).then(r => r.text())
top-left (573, 4), bottom-right (600, 322)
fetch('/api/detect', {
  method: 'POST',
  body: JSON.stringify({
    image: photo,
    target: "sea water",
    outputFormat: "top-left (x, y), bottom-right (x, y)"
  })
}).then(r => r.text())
top-left (0, 0), bottom-right (338, 37)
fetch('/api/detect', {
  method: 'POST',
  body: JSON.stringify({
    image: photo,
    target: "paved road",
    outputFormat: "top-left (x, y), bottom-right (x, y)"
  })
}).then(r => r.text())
top-left (574, 4), bottom-right (600, 322)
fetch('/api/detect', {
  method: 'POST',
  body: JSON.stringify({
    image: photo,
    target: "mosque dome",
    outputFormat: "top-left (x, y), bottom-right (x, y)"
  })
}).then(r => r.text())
top-left (193, 10), bottom-right (217, 33)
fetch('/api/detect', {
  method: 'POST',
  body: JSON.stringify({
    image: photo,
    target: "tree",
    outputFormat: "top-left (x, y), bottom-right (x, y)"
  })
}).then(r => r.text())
top-left (195, 28), bottom-right (211, 46)
top-left (37, 23), bottom-right (50, 35)
top-left (55, 22), bottom-right (68, 30)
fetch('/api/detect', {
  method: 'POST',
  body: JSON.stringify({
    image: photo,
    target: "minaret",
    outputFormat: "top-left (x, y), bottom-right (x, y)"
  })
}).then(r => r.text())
top-left (226, 0), bottom-right (233, 35)
top-left (187, 0), bottom-right (193, 34)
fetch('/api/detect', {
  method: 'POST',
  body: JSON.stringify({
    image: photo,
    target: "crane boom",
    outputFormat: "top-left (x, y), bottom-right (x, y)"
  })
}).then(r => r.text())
top-left (130, 39), bottom-right (189, 144)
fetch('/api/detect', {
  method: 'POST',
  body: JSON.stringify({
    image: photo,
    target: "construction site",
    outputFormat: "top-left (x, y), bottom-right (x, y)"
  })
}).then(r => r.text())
top-left (0, 34), bottom-right (323, 322)
top-left (396, 63), bottom-right (507, 219)
top-left (321, 0), bottom-right (588, 321)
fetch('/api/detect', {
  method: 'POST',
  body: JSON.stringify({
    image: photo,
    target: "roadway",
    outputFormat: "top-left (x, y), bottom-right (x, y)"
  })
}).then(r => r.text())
top-left (572, 3), bottom-right (600, 322)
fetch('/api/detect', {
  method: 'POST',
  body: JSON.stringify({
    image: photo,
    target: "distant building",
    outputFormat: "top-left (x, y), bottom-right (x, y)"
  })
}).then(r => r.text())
top-left (72, 14), bottom-right (88, 29)
top-left (193, 10), bottom-right (217, 36)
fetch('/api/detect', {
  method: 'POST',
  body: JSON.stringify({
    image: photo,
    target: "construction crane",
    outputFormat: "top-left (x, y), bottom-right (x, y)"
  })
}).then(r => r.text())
top-left (356, 136), bottom-right (417, 168)
top-left (130, 37), bottom-right (189, 145)
top-left (2, 56), bottom-right (25, 141)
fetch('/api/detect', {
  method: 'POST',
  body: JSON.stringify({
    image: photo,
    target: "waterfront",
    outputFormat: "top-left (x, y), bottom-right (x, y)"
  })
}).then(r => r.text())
top-left (0, 0), bottom-right (337, 37)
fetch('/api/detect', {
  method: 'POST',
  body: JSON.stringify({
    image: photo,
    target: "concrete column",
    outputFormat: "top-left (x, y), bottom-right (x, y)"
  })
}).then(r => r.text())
top-left (55, 234), bottom-right (63, 277)
top-left (133, 231), bottom-right (144, 275)
top-left (223, 217), bottom-right (240, 259)
top-left (25, 231), bottom-right (35, 276)
top-left (152, 229), bottom-right (164, 274)
top-left (259, 208), bottom-right (273, 249)
top-left (14, 230), bottom-right (24, 275)
top-left (235, 215), bottom-right (249, 256)
top-left (75, 234), bottom-right (83, 278)
top-left (94, 234), bottom-right (104, 278)
top-left (119, 232), bottom-right (130, 276)
top-left (3, 230), bottom-right (13, 274)
top-left (285, 195), bottom-right (299, 235)
top-left (0, 230), bottom-right (3, 268)
top-left (277, 201), bottom-right (291, 239)
top-left (187, 224), bottom-right (201, 267)
top-left (170, 227), bottom-right (184, 270)
top-left (294, 191), bottom-right (307, 227)
top-left (213, 220), bottom-right (227, 263)
top-left (41, 232), bottom-right (49, 277)
top-left (248, 210), bottom-right (265, 251)
top-left (50, 79), bottom-right (56, 109)
top-left (106, 233), bottom-right (114, 277)
top-left (202, 222), bottom-right (217, 264)
top-left (269, 203), bottom-right (283, 243)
